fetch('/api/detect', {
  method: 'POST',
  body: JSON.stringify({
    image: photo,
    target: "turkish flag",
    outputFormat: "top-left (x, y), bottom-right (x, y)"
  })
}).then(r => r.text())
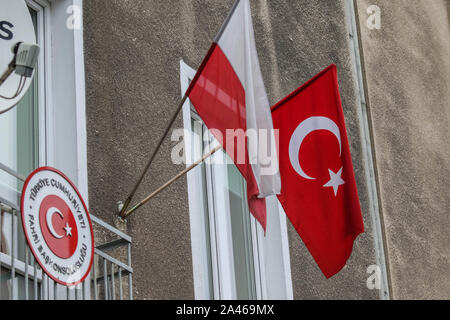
top-left (271, 65), bottom-right (364, 278)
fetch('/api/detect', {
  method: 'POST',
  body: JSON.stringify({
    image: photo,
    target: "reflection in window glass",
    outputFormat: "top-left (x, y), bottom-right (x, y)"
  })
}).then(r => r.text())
top-left (0, 8), bottom-right (39, 300)
top-left (0, 9), bottom-right (38, 199)
top-left (226, 162), bottom-right (256, 300)
top-left (191, 115), bottom-right (215, 299)
top-left (193, 113), bottom-right (257, 299)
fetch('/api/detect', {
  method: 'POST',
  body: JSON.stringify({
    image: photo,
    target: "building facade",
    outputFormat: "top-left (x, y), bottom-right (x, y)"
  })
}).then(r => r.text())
top-left (0, 0), bottom-right (449, 300)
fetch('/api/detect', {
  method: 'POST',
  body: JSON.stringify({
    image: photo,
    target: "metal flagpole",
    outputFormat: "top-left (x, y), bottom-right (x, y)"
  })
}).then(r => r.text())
top-left (118, 0), bottom-right (241, 219)
top-left (121, 145), bottom-right (222, 219)
top-left (118, 94), bottom-right (188, 218)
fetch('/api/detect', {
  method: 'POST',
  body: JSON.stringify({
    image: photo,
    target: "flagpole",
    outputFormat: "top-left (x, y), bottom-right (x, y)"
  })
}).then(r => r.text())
top-left (118, 94), bottom-right (188, 219)
top-left (118, 0), bottom-right (241, 219)
top-left (121, 145), bottom-right (222, 219)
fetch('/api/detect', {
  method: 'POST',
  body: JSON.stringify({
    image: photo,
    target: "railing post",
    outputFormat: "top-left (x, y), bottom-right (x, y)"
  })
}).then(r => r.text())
top-left (127, 243), bottom-right (133, 300)
top-left (11, 209), bottom-right (16, 300)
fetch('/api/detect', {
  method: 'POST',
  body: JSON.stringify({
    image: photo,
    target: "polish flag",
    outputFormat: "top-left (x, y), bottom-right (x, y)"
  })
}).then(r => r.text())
top-left (185, 0), bottom-right (281, 230)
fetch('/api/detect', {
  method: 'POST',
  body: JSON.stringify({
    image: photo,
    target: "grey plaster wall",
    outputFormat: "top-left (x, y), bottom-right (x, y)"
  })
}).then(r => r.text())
top-left (356, 0), bottom-right (450, 299)
top-left (83, 0), bottom-right (196, 300)
top-left (83, 0), bottom-right (381, 299)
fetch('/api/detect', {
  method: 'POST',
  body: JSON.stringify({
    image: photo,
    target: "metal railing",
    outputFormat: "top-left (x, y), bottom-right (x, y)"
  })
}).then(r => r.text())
top-left (0, 199), bottom-right (133, 300)
top-left (90, 215), bottom-right (133, 300)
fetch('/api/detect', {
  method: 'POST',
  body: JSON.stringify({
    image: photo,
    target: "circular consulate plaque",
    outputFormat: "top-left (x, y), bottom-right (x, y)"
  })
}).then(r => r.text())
top-left (21, 167), bottom-right (94, 286)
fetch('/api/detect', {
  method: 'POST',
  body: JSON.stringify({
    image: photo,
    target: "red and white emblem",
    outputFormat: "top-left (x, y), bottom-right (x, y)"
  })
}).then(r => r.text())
top-left (21, 167), bottom-right (94, 286)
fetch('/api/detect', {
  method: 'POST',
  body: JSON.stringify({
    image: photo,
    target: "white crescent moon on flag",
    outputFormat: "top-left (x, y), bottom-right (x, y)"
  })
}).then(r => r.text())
top-left (46, 207), bottom-right (64, 239)
top-left (289, 116), bottom-right (342, 180)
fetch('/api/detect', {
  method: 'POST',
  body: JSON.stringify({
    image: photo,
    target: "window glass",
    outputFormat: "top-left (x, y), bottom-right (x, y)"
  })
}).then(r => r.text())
top-left (226, 163), bottom-right (256, 300)
top-left (193, 114), bottom-right (257, 299)
top-left (191, 115), bottom-right (215, 299)
top-left (0, 8), bottom-right (40, 300)
top-left (0, 8), bottom-right (38, 200)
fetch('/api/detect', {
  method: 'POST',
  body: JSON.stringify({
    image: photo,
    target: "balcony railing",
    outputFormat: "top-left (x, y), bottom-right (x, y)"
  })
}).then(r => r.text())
top-left (0, 198), bottom-right (133, 300)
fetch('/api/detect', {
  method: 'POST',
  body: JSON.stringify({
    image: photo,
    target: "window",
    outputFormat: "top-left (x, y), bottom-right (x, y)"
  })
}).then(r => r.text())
top-left (180, 60), bottom-right (293, 300)
top-left (190, 113), bottom-right (257, 299)
top-left (0, 4), bottom-right (42, 300)
top-left (0, 0), bottom-right (90, 300)
top-left (0, 8), bottom-right (39, 207)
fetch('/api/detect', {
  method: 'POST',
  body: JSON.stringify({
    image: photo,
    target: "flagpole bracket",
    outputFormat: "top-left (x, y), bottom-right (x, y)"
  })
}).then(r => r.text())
top-left (117, 201), bottom-right (127, 222)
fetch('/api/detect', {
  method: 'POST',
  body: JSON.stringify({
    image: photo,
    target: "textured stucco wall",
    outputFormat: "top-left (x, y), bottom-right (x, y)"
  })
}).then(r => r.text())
top-left (83, 0), bottom-right (196, 300)
top-left (356, 0), bottom-right (450, 299)
top-left (83, 0), bottom-right (381, 299)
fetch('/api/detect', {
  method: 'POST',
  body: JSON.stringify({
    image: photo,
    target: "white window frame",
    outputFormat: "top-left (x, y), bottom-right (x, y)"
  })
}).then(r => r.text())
top-left (180, 60), bottom-right (293, 300)
top-left (38, 0), bottom-right (88, 202)
top-left (33, 0), bottom-right (89, 299)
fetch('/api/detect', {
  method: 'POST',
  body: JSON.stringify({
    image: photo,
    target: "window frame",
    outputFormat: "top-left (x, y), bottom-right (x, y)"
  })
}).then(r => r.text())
top-left (26, 0), bottom-right (51, 169)
top-left (180, 60), bottom-right (293, 300)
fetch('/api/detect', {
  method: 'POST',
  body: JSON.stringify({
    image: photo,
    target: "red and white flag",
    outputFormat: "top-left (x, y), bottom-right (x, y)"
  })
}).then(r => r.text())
top-left (186, 0), bottom-right (281, 230)
top-left (271, 65), bottom-right (365, 278)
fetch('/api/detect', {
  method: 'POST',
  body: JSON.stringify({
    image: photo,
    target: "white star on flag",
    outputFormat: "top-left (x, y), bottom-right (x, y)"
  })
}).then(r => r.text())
top-left (323, 167), bottom-right (345, 196)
